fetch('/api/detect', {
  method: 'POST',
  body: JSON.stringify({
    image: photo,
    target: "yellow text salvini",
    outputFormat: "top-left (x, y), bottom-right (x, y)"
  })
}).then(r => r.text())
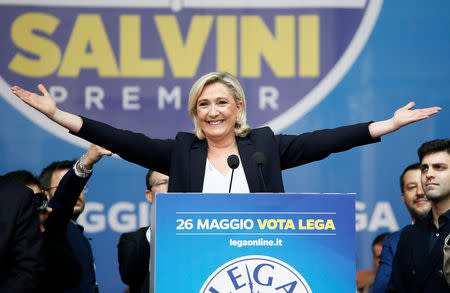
top-left (257, 219), bottom-right (335, 230)
top-left (9, 13), bottom-right (320, 78)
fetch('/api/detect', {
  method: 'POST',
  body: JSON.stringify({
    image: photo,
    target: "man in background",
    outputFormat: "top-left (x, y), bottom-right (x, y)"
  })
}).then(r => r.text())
top-left (0, 174), bottom-right (44, 292)
top-left (372, 163), bottom-right (431, 292)
top-left (357, 233), bottom-right (388, 293)
top-left (39, 144), bottom-right (111, 293)
top-left (118, 170), bottom-right (169, 293)
top-left (388, 139), bottom-right (450, 292)
top-left (3, 170), bottom-right (51, 232)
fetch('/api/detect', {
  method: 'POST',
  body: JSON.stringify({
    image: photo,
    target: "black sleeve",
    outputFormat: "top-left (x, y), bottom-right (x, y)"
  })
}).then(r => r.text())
top-left (0, 181), bottom-right (45, 293)
top-left (387, 226), bottom-right (412, 293)
top-left (42, 231), bottom-right (82, 289)
top-left (45, 168), bottom-right (90, 231)
top-left (71, 117), bottom-right (174, 175)
top-left (41, 168), bottom-right (88, 291)
top-left (118, 228), bottom-right (150, 287)
top-left (276, 122), bottom-right (380, 170)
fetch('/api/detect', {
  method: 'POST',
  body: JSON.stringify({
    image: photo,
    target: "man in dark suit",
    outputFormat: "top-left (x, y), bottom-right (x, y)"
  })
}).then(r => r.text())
top-left (39, 144), bottom-right (111, 293)
top-left (118, 170), bottom-right (168, 293)
top-left (388, 139), bottom-right (450, 292)
top-left (0, 175), bottom-right (45, 292)
top-left (372, 163), bottom-right (431, 293)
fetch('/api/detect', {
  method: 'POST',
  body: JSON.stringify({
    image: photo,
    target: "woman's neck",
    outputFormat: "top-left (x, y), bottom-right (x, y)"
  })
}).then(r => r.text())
top-left (206, 136), bottom-right (239, 176)
top-left (206, 134), bottom-right (237, 151)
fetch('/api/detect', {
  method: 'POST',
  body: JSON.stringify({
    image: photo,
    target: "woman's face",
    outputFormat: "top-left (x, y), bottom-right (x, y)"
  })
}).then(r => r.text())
top-left (196, 82), bottom-right (242, 142)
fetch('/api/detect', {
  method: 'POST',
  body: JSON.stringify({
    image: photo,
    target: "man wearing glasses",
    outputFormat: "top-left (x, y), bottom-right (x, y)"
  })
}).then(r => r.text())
top-left (39, 144), bottom-right (111, 293)
top-left (118, 170), bottom-right (169, 293)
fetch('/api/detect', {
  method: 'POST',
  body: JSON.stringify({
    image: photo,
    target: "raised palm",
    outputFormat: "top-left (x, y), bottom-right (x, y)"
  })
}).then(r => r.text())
top-left (11, 84), bottom-right (57, 118)
top-left (392, 101), bottom-right (441, 130)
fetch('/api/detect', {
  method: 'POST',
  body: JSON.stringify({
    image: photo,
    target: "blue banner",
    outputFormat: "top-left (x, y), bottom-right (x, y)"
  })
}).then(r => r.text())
top-left (152, 193), bottom-right (355, 292)
top-left (0, 1), bottom-right (448, 292)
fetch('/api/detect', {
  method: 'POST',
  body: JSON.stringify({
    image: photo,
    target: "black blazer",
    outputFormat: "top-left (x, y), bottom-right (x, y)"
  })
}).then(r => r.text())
top-left (118, 227), bottom-right (150, 293)
top-left (74, 117), bottom-right (379, 192)
top-left (42, 168), bottom-right (92, 292)
top-left (46, 168), bottom-right (98, 293)
top-left (387, 213), bottom-right (450, 293)
top-left (0, 176), bottom-right (44, 293)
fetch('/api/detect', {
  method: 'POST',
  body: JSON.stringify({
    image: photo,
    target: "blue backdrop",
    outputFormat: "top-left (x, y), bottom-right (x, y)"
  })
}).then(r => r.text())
top-left (0, 1), bottom-right (448, 292)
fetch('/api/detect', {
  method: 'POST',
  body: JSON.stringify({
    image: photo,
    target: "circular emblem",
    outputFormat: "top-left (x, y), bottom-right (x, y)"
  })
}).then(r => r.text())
top-left (0, 1), bottom-right (382, 147)
top-left (200, 255), bottom-right (312, 293)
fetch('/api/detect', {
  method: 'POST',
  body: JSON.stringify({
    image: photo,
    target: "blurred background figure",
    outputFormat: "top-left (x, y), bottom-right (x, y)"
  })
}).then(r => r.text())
top-left (372, 163), bottom-right (431, 293)
top-left (357, 232), bottom-right (388, 293)
top-left (0, 174), bottom-right (44, 292)
top-left (118, 170), bottom-right (169, 293)
top-left (388, 139), bottom-right (450, 292)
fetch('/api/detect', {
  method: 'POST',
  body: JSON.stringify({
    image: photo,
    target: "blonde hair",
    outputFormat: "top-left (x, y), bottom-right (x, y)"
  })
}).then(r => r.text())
top-left (188, 72), bottom-right (251, 140)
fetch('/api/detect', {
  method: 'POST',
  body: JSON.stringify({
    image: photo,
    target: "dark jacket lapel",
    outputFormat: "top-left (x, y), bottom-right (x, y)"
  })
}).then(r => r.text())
top-left (189, 139), bottom-right (207, 192)
top-left (237, 136), bottom-right (261, 192)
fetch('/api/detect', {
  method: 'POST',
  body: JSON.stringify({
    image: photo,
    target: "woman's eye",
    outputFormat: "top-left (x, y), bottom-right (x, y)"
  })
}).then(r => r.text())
top-left (198, 102), bottom-right (207, 107)
top-left (219, 100), bottom-right (228, 104)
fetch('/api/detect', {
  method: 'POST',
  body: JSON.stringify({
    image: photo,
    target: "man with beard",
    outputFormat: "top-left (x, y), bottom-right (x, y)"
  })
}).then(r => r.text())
top-left (372, 163), bottom-right (431, 292)
top-left (388, 139), bottom-right (450, 293)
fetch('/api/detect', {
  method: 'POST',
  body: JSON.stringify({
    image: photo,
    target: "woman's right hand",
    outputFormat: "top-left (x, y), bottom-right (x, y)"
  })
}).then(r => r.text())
top-left (11, 84), bottom-right (57, 118)
top-left (11, 83), bottom-right (83, 132)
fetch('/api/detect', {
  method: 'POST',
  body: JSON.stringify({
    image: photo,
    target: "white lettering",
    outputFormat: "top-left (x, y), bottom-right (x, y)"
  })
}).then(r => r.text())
top-left (77, 202), bottom-right (105, 233)
top-left (368, 201), bottom-right (399, 232)
top-left (197, 218), bottom-right (254, 230)
top-left (122, 86), bottom-right (141, 110)
top-left (76, 201), bottom-right (150, 233)
top-left (259, 86), bottom-right (279, 110)
top-left (355, 201), bottom-right (367, 232)
top-left (158, 86), bottom-right (181, 110)
top-left (85, 86), bottom-right (104, 110)
top-left (108, 202), bottom-right (136, 232)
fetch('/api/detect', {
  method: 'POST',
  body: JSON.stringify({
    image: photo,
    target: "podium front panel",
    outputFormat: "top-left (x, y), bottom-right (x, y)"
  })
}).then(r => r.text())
top-left (151, 193), bottom-right (355, 292)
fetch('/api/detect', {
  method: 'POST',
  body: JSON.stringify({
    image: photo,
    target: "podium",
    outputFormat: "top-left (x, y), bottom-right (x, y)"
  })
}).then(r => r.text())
top-left (150, 193), bottom-right (355, 292)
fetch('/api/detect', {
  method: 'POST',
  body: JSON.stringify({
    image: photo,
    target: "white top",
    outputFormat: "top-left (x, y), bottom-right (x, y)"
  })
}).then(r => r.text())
top-left (202, 157), bottom-right (250, 193)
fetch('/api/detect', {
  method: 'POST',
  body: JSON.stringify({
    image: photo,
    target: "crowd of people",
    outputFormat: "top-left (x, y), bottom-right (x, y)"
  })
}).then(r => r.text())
top-left (0, 152), bottom-right (166, 293)
top-left (1, 72), bottom-right (447, 292)
top-left (357, 139), bottom-right (450, 293)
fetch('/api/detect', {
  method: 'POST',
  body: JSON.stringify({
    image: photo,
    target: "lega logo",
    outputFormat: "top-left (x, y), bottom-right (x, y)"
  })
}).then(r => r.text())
top-left (0, 1), bottom-right (382, 145)
top-left (200, 255), bottom-right (312, 293)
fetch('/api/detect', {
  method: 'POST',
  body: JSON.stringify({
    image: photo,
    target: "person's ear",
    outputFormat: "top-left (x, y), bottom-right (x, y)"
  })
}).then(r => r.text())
top-left (145, 190), bottom-right (153, 204)
top-left (236, 101), bottom-right (242, 112)
top-left (44, 191), bottom-right (51, 201)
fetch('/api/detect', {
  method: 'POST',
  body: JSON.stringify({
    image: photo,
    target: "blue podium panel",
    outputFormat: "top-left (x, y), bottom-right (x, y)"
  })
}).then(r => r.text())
top-left (151, 193), bottom-right (355, 293)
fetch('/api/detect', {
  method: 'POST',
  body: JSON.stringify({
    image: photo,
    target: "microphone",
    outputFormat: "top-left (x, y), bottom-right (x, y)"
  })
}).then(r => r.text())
top-left (227, 155), bottom-right (239, 193)
top-left (252, 152), bottom-right (267, 192)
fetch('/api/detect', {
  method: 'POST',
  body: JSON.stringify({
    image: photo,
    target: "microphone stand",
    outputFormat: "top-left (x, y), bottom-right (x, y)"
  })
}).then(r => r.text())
top-left (229, 169), bottom-right (235, 193)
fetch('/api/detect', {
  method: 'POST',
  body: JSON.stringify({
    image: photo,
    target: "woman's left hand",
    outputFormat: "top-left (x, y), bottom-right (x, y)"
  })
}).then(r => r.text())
top-left (392, 101), bottom-right (441, 130)
top-left (369, 101), bottom-right (441, 138)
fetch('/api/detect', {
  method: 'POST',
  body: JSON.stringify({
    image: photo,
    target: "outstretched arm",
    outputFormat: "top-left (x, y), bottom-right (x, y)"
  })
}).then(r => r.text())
top-left (11, 84), bottom-right (173, 174)
top-left (11, 84), bottom-right (83, 133)
top-left (369, 101), bottom-right (441, 138)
